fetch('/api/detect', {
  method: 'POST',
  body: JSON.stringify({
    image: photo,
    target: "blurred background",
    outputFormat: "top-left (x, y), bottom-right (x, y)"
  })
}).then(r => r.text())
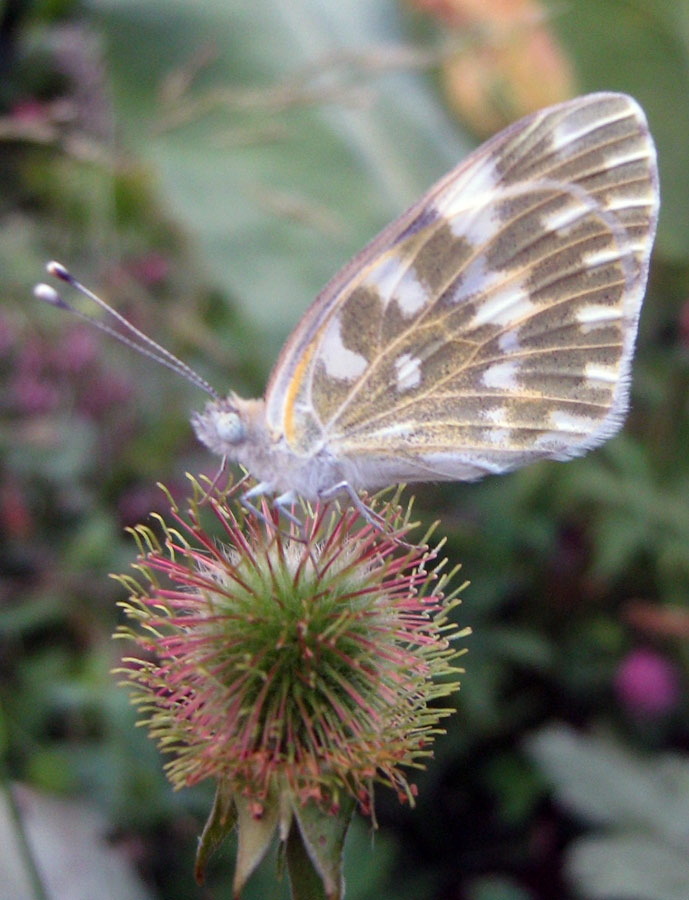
top-left (2, 1), bottom-right (689, 898)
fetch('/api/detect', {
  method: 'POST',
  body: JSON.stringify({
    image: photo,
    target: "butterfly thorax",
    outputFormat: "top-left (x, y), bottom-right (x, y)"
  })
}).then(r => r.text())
top-left (191, 393), bottom-right (343, 499)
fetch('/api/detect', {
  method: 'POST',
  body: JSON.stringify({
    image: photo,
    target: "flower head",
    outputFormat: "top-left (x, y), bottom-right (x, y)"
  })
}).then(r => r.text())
top-left (115, 476), bottom-right (469, 892)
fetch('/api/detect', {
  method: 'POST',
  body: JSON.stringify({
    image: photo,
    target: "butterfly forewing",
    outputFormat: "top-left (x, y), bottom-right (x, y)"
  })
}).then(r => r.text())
top-left (265, 93), bottom-right (658, 486)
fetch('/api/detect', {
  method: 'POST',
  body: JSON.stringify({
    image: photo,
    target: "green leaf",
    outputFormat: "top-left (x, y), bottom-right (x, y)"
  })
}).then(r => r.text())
top-left (64, 514), bottom-right (121, 570)
top-left (487, 626), bottom-right (554, 671)
top-left (233, 792), bottom-right (280, 898)
top-left (525, 724), bottom-right (689, 846)
top-left (552, 0), bottom-right (689, 260)
top-left (340, 817), bottom-right (396, 900)
top-left (0, 784), bottom-right (154, 900)
top-left (194, 779), bottom-right (237, 885)
top-left (467, 876), bottom-right (533, 900)
top-left (589, 513), bottom-right (648, 580)
top-left (83, 0), bottom-right (472, 354)
top-left (568, 833), bottom-right (689, 900)
top-left (291, 795), bottom-right (355, 900)
top-left (285, 822), bottom-right (328, 900)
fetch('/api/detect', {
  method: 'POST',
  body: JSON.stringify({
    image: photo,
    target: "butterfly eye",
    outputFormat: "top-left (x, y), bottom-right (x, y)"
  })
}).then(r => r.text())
top-left (215, 411), bottom-right (246, 445)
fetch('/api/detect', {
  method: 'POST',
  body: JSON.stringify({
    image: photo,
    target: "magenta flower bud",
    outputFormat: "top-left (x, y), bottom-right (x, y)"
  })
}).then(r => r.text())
top-left (614, 648), bottom-right (682, 718)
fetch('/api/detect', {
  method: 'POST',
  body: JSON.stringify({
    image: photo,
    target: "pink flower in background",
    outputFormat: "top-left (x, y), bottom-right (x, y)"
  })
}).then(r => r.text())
top-left (10, 374), bottom-right (60, 415)
top-left (9, 98), bottom-right (47, 121)
top-left (76, 370), bottom-right (133, 418)
top-left (53, 325), bottom-right (99, 374)
top-left (0, 482), bottom-right (32, 540)
top-left (125, 253), bottom-right (170, 286)
top-left (116, 480), bottom-right (186, 527)
top-left (614, 648), bottom-right (682, 718)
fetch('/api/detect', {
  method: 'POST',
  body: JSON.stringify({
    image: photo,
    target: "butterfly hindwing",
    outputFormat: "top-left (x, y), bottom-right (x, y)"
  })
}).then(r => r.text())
top-left (264, 93), bottom-right (658, 485)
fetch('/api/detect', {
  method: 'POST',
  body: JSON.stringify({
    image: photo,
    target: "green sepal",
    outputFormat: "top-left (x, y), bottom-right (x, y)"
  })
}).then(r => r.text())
top-left (233, 792), bottom-right (280, 898)
top-left (288, 795), bottom-right (356, 900)
top-left (194, 778), bottom-right (237, 885)
top-left (285, 820), bottom-right (328, 900)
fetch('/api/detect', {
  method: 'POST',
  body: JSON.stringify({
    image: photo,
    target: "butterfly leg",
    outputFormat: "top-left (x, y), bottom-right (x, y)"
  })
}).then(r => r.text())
top-left (273, 490), bottom-right (303, 531)
top-left (242, 480), bottom-right (275, 503)
top-left (273, 490), bottom-right (325, 574)
top-left (239, 480), bottom-right (279, 531)
top-left (318, 481), bottom-right (387, 529)
top-left (241, 485), bottom-right (312, 555)
top-left (318, 481), bottom-right (414, 548)
top-left (274, 490), bottom-right (321, 560)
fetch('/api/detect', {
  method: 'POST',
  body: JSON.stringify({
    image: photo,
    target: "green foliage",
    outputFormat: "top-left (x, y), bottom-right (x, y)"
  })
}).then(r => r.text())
top-left (527, 725), bottom-right (689, 900)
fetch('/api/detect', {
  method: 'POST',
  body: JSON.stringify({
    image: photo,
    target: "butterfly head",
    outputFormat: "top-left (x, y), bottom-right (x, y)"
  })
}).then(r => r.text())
top-left (191, 393), bottom-right (267, 463)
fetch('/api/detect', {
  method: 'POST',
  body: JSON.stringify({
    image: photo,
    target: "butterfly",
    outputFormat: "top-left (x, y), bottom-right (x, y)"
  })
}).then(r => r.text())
top-left (37, 92), bottom-right (658, 522)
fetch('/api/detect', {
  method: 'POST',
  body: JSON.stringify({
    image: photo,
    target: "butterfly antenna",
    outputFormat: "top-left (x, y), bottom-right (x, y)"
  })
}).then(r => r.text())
top-left (34, 261), bottom-right (220, 400)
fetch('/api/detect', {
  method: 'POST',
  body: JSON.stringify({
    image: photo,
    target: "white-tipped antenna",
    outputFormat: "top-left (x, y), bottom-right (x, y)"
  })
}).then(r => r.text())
top-left (34, 261), bottom-right (219, 400)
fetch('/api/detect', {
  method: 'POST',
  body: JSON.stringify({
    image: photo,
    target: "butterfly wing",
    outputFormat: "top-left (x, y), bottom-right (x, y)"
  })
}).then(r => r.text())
top-left (264, 93), bottom-right (659, 487)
